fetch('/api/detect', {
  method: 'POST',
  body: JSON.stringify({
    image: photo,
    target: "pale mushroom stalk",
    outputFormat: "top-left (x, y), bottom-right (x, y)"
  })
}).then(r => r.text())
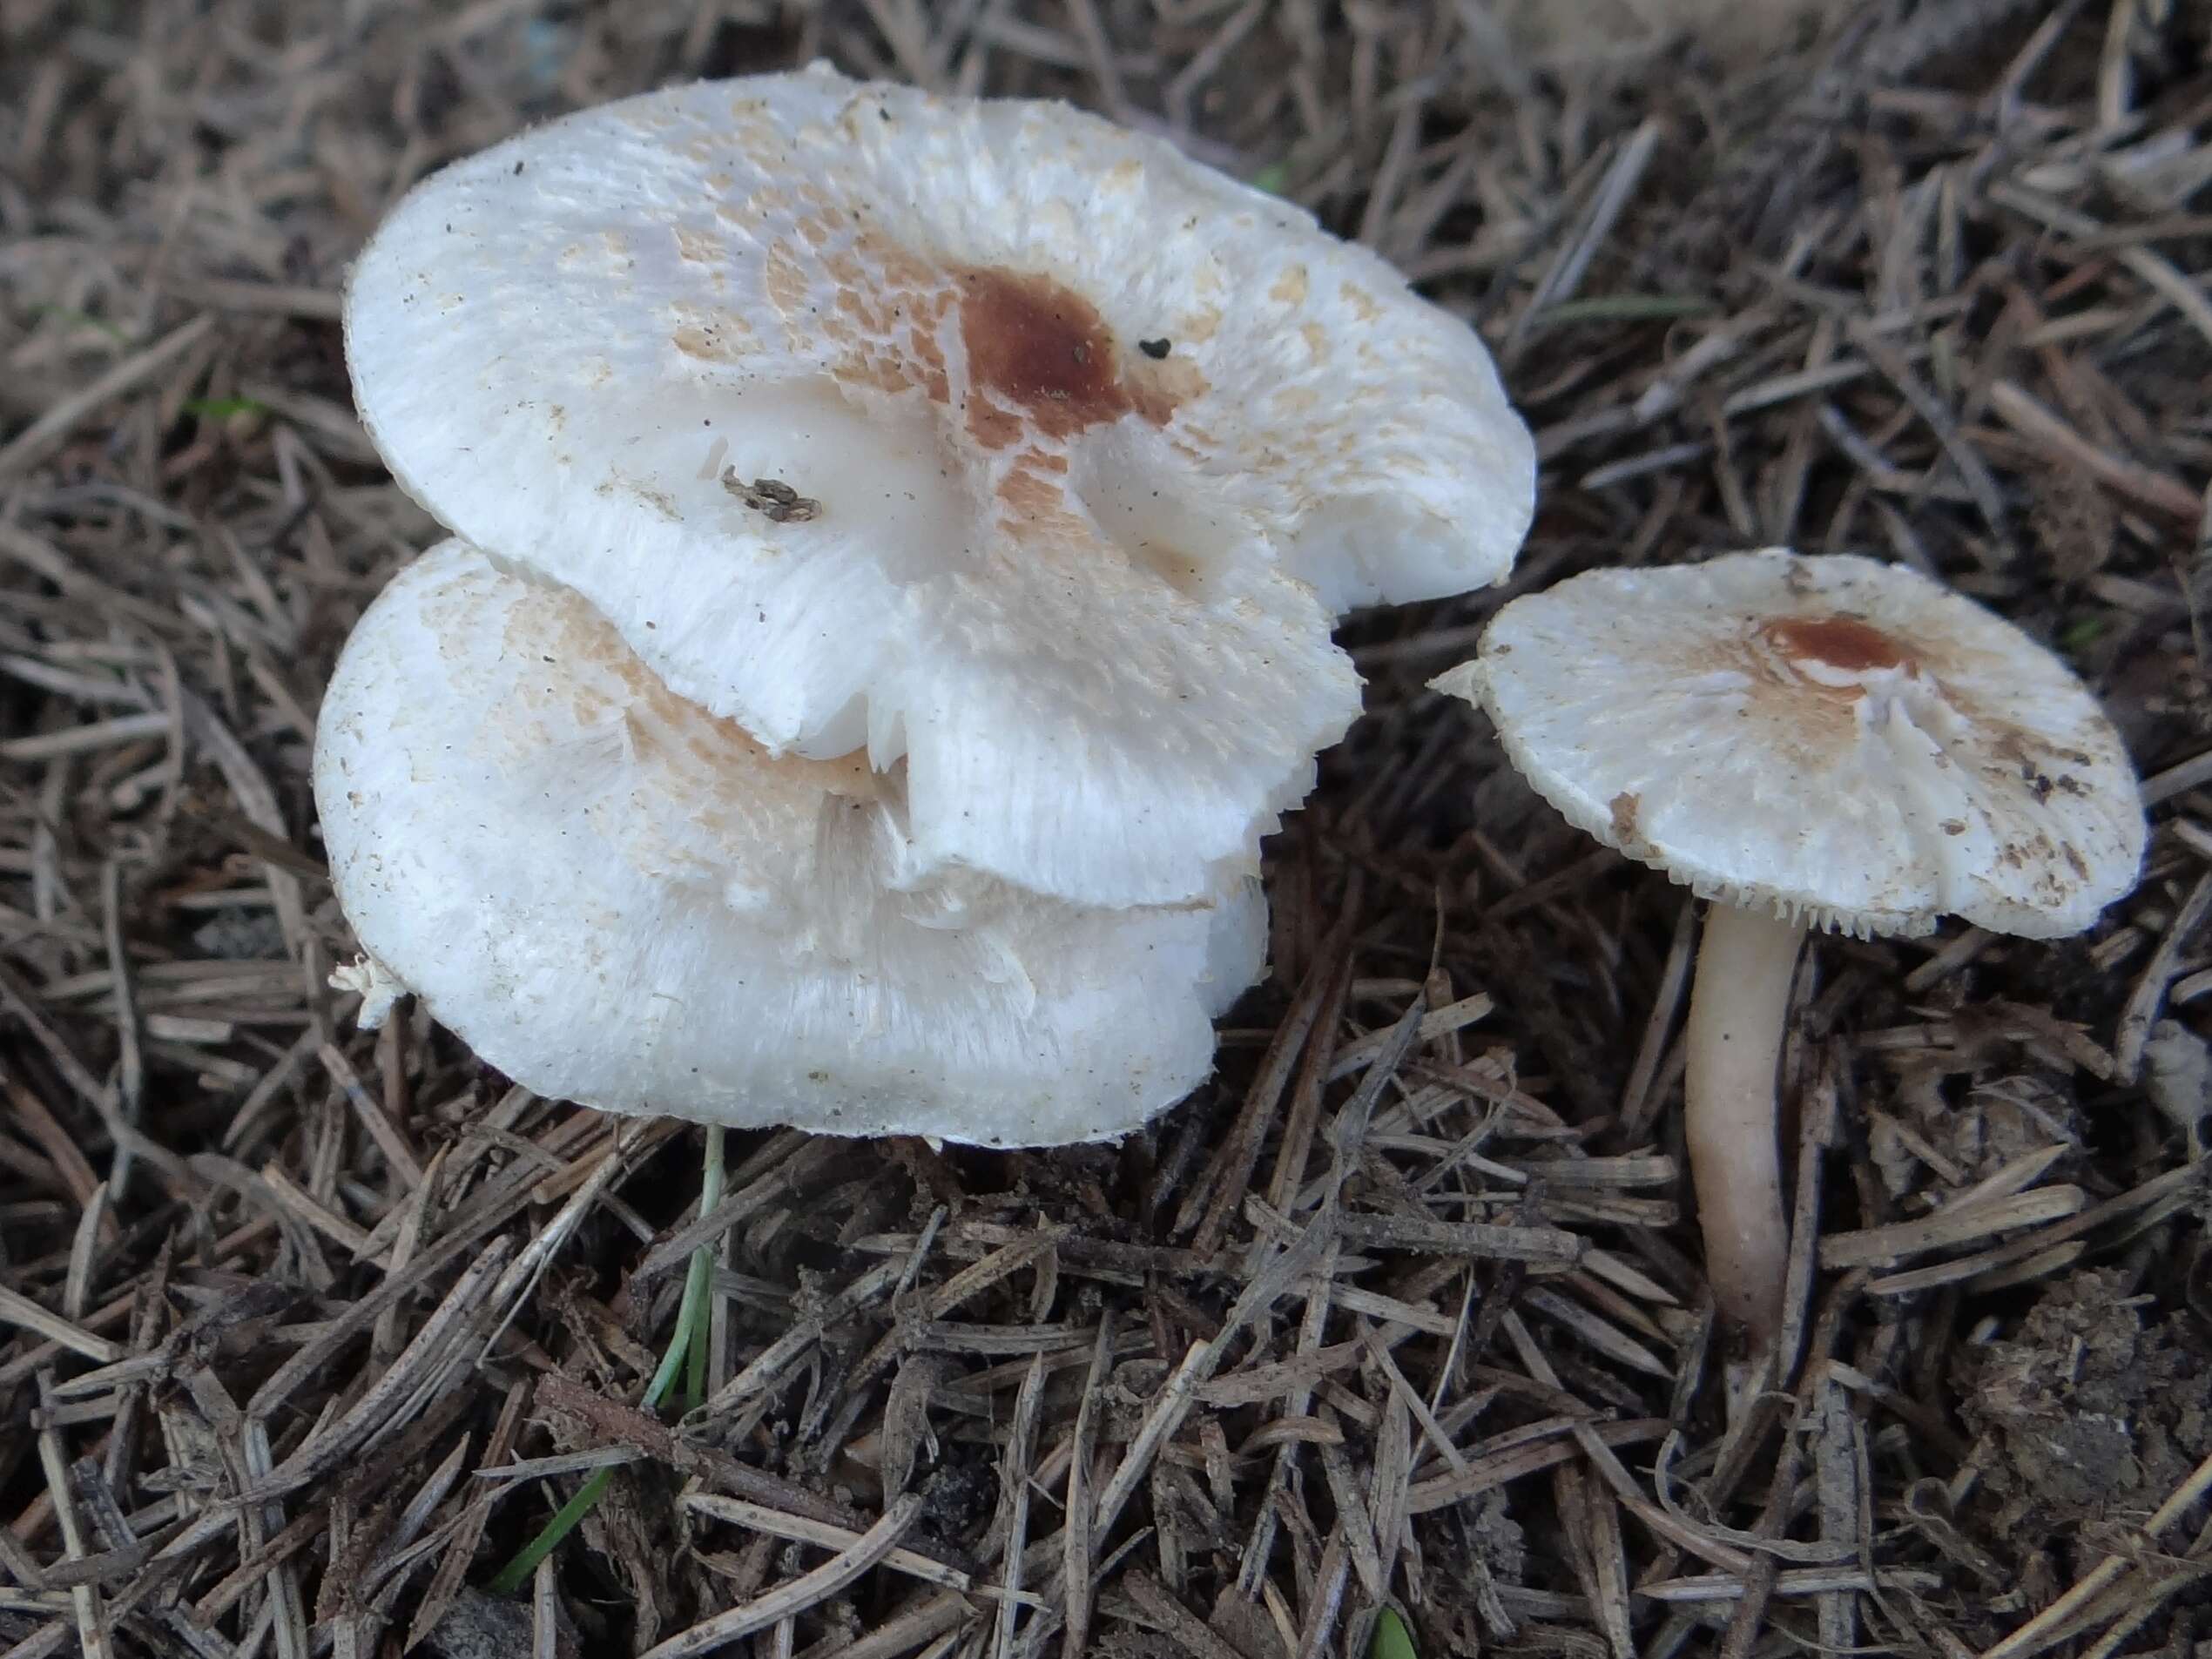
top-left (1681, 904), bottom-right (1804, 1339)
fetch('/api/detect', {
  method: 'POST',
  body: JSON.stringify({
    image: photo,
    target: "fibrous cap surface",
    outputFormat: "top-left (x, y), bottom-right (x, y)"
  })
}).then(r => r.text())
top-left (1434, 548), bottom-right (2146, 939)
top-left (343, 66), bottom-right (1534, 905)
top-left (314, 541), bottom-right (1265, 1144)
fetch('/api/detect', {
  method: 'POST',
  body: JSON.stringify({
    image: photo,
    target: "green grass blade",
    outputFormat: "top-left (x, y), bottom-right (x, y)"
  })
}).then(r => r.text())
top-left (488, 1124), bottom-right (725, 1595)
top-left (488, 1467), bottom-right (617, 1595)
top-left (1372, 1608), bottom-right (1418, 1659)
top-left (684, 1125), bottom-right (726, 1414)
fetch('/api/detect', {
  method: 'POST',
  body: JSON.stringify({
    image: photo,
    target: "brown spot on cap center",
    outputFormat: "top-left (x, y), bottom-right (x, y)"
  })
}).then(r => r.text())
top-left (956, 266), bottom-right (1174, 446)
top-left (1764, 614), bottom-right (1912, 675)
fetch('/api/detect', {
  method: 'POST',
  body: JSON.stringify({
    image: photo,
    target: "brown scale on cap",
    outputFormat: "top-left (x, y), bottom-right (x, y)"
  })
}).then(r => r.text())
top-left (956, 266), bottom-right (1179, 448)
top-left (1764, 614), bottom-right (1914, 676)
top-left (1608, 791), bottom-right (1646, 850)
top-left (745, 222), bottom-right (1210, 590)
top-left (1725, 611), bottom-right (1928, 761)
top-left (749, 210), bottom-right (1193, 450)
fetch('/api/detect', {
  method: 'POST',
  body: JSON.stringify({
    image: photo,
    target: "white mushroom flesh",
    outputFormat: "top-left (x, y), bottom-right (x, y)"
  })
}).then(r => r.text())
top-left (343, 66), bottom-right (1535, 907)
top-left (313, 540), bottom-right (1266, 1144)
top-left (1438, 548), bottom-right (2145, 938)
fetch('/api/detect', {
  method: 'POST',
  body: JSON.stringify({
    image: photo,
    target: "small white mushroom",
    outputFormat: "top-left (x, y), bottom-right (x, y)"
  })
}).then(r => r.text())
top-left (314, 541), bottom-right (1265, 1146)
top-left (1434, 548), bottom-right (2146, 1339)
top-left (342, 65), bottom-right (1535, 908)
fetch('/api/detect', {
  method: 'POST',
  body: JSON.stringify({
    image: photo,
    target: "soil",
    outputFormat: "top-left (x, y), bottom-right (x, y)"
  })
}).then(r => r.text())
top-left (1960, 1267), bottom-right (2212, 1551)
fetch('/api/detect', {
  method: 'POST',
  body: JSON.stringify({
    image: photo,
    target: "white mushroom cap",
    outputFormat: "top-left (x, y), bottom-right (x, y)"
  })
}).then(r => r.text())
top-left (341, 66), bottom-right (1534, 907)
top-left (313, 541), bottom-right (1266, 1145)
top-left (1433, 549), bottom-right (2146, 939)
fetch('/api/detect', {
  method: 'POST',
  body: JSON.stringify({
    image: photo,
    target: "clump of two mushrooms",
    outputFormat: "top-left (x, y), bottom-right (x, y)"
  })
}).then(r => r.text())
top-left (319, 66), bottom-right (1537, 1148)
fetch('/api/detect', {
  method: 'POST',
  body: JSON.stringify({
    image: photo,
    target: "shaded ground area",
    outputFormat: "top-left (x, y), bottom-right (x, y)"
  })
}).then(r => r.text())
top-left (3, 0), bottom-right (2212, 1654)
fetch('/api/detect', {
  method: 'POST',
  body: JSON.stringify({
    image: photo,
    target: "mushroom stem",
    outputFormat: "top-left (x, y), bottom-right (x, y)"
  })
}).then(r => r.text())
top-left (1682, 903), bottom-right (1806, 1341)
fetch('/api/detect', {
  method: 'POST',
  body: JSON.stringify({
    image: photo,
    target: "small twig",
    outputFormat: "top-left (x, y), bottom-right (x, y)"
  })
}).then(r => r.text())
top-left (638, 1494), bottom-right (924, 1659)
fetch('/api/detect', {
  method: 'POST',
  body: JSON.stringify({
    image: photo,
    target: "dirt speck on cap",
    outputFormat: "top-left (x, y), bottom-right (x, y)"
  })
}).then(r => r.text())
top-left (1608, 789), bottom-right (1642, 846)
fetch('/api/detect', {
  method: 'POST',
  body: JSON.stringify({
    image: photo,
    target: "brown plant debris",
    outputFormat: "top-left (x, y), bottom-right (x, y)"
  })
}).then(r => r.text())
top-left (1958, 1268), bottom-right (2212, 1547)
top-left (3, 1), bottom-right (2212, 1655)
